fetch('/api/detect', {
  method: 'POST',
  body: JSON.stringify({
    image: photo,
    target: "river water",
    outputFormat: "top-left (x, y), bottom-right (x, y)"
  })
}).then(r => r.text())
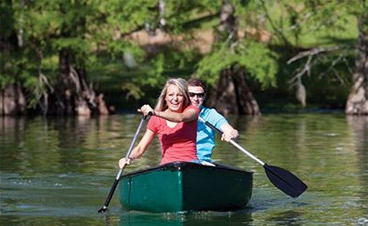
top-left (1, 113), bottom-right (368, 225)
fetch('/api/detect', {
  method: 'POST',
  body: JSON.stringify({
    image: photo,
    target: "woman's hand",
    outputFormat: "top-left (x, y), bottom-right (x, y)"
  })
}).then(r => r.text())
top-left (118, 157), bottom-right (131, 169)
top-left (138, 104), bottom-right (154, 116)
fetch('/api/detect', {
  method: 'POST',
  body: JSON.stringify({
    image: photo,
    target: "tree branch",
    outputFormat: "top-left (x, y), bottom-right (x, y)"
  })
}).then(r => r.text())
top-left (287, 46), bottom-right (340, 64)
top-left (287, 46), bottom-right (345, 87)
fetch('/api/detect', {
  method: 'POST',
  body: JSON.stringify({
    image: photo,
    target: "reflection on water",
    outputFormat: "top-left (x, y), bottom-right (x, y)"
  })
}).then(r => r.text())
top-left (266, 210), bottom-right (302, 225)
top-left (118, 211), bottom-right (253, 226)
top-left (1, 114), bottom-right (368, 225)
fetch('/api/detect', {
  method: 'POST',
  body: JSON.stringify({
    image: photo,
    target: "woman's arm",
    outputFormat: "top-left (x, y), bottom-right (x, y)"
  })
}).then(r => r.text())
top-left (154, 108), bottom-right (197, 122)
top-left (118, 129), bottom-right (155, 169)
top-left (139, 104), bottom-right (198, 122)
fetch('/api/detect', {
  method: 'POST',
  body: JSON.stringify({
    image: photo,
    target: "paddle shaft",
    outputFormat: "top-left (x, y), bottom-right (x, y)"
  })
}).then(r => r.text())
top-left (98, 115), bottom-right (147, 213)
top-left (198, 117), bottom-right (264, 166)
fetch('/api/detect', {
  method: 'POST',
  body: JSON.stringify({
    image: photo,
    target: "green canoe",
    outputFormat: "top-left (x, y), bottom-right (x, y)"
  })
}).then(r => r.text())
top-left (118, 161), bottom-right (253, 213)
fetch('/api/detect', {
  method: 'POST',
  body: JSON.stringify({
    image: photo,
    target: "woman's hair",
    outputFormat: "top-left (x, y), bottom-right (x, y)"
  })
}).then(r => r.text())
top-left (187, 78), bottom-right (206, 91)
top-left (155, 78), bottom-right (190, 111)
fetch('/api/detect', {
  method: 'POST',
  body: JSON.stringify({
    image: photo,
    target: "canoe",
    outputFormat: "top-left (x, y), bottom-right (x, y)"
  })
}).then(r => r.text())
top-left (118, 161), bottom-right (253, 213)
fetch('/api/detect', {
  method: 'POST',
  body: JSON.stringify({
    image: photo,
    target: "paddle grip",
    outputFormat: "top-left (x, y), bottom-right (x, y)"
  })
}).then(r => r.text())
top-left (143, 111), bottom-right (153, 120)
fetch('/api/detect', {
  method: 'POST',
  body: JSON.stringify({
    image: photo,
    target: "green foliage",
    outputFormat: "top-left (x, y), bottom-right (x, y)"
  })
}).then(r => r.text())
top-left (264, 0), bottom-right (360, 46)
top-left (107, 0), bottom-right (159, 32)
top-left (0, 1), bottom-right (15, 39)
top-left (196, 40), bottom-right (278, 88)
top-left (119, 47), bottom-right (200, 102)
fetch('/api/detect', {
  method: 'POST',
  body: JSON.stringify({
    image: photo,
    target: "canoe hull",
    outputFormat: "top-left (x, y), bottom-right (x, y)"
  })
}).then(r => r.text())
top-left (118, 162), bottom-right (253, 213)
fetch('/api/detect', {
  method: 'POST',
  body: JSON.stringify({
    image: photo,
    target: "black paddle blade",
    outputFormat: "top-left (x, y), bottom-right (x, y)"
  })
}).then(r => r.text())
top-left (264, 164), bottom-right (307, 198)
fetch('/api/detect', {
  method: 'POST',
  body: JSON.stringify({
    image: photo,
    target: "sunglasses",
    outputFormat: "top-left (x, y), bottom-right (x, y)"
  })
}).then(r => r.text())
top-left (189, 92), bottom-right (205, 98)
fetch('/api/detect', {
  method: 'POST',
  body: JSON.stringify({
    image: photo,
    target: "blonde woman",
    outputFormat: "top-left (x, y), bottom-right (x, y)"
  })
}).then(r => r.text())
top-left (119, 78), bottom-right (199, 168)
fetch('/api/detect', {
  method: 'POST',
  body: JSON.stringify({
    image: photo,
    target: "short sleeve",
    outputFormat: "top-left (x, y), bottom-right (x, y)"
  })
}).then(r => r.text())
top-left (208, 108), bottom-right (228, 129)
top-left (147, 116), bottom-right (160, 133)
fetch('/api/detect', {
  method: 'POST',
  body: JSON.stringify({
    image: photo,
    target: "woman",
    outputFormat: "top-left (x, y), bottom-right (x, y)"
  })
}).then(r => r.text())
top-left (119, 78), bottom-right (199, 168)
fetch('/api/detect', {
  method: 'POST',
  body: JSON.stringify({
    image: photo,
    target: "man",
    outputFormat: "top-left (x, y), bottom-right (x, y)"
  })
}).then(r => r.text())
top-left (187, 78), bottom-right (239, 163)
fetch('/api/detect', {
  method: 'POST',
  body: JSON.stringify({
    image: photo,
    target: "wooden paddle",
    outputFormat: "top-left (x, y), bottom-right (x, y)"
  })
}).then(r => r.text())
top-left (198, 117), bottom-right (307, 198)
top-left (98, 115), bottom-right (148, 213)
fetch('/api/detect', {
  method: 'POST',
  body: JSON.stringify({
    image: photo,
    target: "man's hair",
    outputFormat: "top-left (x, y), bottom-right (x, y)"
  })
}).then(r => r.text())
top-left (187, 78), bottom-right (207, 91)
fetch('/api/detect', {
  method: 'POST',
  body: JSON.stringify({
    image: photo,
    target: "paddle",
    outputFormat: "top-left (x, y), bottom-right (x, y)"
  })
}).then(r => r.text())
top-left (98, 115), bottom-right (148, 213)
top-left (198, 117), bottom-right (307, 198)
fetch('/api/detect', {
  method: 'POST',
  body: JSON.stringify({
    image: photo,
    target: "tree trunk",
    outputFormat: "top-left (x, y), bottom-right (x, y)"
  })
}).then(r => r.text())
top-left (207, 67), bottom-right (261, 116)
top-left (49, 49), bottom-right (109, 116)
top-left (0, 83), bottom-right (26, 116)
top-left (345, 5), bottom-right (368, 115)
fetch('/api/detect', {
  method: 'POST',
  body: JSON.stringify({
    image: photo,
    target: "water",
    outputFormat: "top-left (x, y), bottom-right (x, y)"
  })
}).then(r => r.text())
top-left (1, 114), bottom-right (368, 225)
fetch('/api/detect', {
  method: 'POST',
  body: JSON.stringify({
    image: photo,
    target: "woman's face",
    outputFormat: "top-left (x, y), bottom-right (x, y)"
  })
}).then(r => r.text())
top-left (165, 84), bottom-right (184, 112)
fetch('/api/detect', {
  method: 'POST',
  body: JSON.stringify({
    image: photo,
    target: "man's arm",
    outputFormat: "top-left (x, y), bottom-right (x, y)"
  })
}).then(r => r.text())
top-left (220, 123), bottom-right (239, 142)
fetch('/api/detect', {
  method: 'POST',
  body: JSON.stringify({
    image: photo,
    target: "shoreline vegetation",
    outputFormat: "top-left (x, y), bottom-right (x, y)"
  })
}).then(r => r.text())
top-left (1, 1), bottom-right (367, 116)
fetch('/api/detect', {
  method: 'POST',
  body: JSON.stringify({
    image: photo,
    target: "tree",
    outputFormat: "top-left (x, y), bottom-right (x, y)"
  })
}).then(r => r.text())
top-left (345, 0), bottom-right (368, 115)
top-left (195, 1), bottom-right (278, 115)
top-left (269, 0), bottom-right (366, 114)
top-left (1, 0), bottom-right (112, 116)
top-left (104, 0), bottom-right (278, 115)
top-left (0, 0), bottom-right (27, 115)
top-left (31, 0), bottom-right (109, 116)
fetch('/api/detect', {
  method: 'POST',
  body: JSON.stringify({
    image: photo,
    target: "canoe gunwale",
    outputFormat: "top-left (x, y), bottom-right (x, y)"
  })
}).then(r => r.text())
top-left (121, 161), bottom-right (253, 178)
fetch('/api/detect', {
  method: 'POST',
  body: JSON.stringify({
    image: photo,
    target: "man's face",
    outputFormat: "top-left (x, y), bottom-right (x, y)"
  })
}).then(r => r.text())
top-left (188, 86), bottom-right (205, 108)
